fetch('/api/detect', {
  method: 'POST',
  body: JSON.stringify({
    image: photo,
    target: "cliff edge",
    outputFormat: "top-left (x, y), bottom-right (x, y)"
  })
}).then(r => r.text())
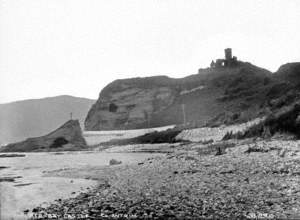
top-left (85, 61), bottom-right (274, 130)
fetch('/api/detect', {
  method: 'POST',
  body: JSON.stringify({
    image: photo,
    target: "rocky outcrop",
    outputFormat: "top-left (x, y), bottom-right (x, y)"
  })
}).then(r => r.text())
top-left (0, 120), bottom-right (87, 152)
top-left (85, 62), bottom-right (274, 130)
top-left (85, 76), bottom-right (180, 130)
top-left (0, 95), bottom-right (94, 145)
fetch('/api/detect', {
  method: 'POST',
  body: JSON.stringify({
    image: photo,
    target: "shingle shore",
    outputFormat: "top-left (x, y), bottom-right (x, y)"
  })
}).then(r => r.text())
top-left (32, 139), bottom-right (300, 219)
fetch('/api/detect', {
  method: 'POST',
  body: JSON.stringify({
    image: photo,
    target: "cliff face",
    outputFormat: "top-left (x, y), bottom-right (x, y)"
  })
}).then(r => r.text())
top-left (85, 62), bottom-right (277, 130)
top-left (0, 120), bottom-right (87, 152)
top-left (85, 76), bottom-right (179, 130)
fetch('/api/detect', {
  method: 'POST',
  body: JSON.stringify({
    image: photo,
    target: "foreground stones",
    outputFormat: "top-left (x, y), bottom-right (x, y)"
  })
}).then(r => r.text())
top-left (32, 139), bottom-right (300, 219)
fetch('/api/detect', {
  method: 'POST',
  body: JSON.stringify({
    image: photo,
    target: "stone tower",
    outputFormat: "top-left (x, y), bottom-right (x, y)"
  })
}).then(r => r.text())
top-left (224, 48), bottom-right (232, 61)
top-left (209, 48), bottom-right (237, 69)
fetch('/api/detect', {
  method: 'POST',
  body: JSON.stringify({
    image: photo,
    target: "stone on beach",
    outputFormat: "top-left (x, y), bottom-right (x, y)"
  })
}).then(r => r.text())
top-left (109, 159), bottom-right (122, 165)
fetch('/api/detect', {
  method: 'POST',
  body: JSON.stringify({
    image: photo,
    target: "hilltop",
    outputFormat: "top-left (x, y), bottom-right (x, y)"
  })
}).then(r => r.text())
top-left (85, 49), bottom-right (300, 131)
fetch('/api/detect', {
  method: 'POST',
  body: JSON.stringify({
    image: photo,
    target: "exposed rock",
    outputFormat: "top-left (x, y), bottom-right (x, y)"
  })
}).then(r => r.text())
top-left (14, 183), bottom-right (34, 187)
top-left (278, 148), bottom-right (287, 157)
top-left (0, 176), bottom-right (22, 182)
top-left (109, 159), bottom-right (122, 166)
top-left (0, 120), bottom-right (87, 152)
top-left (85, 62), bottom-right (273, 130)
top-left (0, 177), bottom-right (16, 182)
top-left (85, 76), bottom-right (179, 130)
top-left (0, 153), bottom-right (25, 157)
top-left (215, 146), bottom-right (225, 156)
top-left (0, 95), bottom-right (95, 145)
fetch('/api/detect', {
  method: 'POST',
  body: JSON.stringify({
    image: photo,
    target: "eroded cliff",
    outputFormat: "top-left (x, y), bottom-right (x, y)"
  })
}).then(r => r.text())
top-left (85, 76), bottom-right (179, 130)
top-left (85, 62), bottom-right (276, 130)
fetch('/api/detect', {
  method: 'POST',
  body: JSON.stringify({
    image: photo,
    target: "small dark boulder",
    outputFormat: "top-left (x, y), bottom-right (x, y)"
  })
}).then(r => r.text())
top-left (50, 137), bottom-right (69, 148)
top-left (109, 159), bottom-right (122, 165)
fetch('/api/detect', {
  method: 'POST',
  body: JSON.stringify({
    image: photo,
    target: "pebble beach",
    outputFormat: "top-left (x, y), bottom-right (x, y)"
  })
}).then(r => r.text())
top-left (32, 138), bottom-right (300, 219)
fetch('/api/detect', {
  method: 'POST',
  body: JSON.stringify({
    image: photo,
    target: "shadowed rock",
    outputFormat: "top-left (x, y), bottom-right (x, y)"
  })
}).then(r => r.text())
top-left (0, 154), bottom-right (25, 157)
top-left (109, 159), bottom-right (122, 165)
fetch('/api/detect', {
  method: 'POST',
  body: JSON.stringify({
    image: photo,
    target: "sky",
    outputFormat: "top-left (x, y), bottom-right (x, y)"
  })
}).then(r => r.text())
top-left (0, 0), bottom-right (300, 104)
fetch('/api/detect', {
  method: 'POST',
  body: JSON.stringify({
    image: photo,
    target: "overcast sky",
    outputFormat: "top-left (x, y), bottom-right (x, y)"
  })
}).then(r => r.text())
top-left (1, 0), bottom-right (300, 103)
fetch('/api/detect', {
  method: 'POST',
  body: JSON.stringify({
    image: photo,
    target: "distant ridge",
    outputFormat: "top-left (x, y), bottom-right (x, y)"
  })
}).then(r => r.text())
top-left (0, 95), bottom-right (95, 145)
top-left (0, 95), bottom-right (94, 105)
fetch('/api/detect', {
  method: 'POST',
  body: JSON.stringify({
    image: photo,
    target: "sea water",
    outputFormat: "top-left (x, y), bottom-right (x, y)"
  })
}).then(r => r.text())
top-left (0, 151), bottom-right (159, 219)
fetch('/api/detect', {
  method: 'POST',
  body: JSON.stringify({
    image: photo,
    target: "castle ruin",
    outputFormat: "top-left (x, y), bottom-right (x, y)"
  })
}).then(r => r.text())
top-left (210, 48), bottom-right (238, 68)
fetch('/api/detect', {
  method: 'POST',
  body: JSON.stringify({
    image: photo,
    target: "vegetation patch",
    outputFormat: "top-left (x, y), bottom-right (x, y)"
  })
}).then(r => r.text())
top-left (101, 128), bottom-right (184, 146)
top-left (223, 102), bottom-right (300, 140)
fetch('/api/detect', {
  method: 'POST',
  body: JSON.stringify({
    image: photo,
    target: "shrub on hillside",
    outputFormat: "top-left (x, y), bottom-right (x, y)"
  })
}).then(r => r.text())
top-left (101, 128), bottom-right (183, 146)
top-left (223, 102), bottom-right (300, 140)
top-left (266, 82), bottom-right (291, 99)
top-left (265, 103), bottom-right (300, 137)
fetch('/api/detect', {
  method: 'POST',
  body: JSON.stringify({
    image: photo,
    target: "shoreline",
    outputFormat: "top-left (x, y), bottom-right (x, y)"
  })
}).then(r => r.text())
top-left (32, 138), bottom-right (300, 219)
top-left (0, 151), bottom-right (156, 219)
